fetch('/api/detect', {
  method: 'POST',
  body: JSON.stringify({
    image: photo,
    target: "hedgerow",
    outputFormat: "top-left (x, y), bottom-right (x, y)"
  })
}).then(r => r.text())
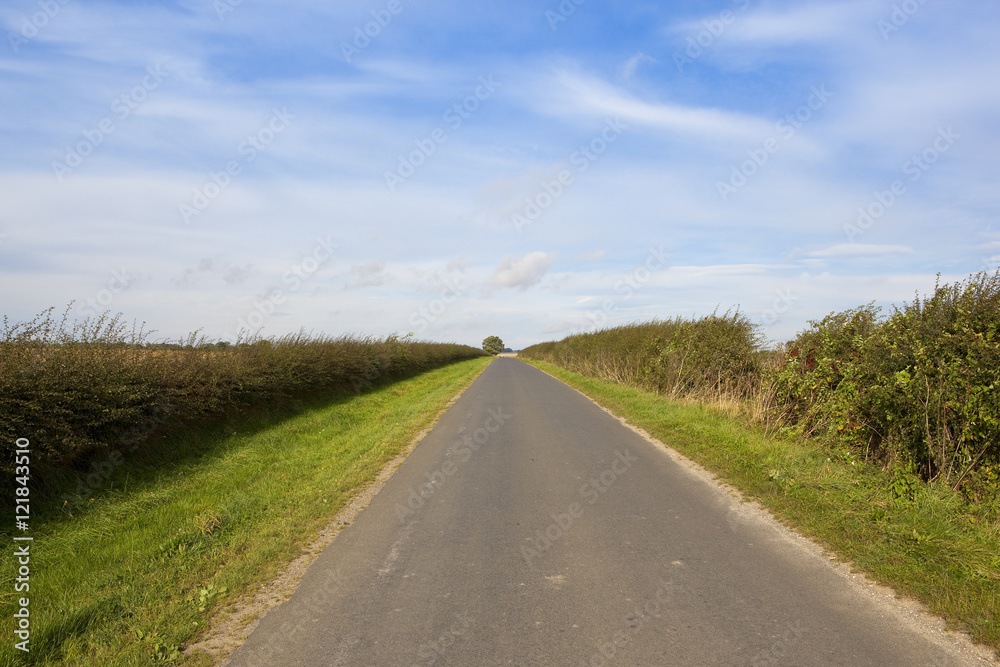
top-left (521, 271), bottom-right (1000, 496)
top-left (0, 306), bottom-right (484, 503)
top-left (773, 271), bottom-right (1000, 496)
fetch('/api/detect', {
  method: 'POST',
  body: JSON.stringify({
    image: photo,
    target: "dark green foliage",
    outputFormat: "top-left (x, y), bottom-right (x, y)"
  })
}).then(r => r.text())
top-left (0, 306), bottom-right (484, 501)
top-left (773, 271), bottom-right (1000, 490)
top-left (482, 335), bottom-right (504, 355)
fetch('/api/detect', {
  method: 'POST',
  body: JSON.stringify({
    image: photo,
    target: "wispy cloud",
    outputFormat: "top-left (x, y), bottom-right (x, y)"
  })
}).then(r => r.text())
top-left (720, 1), bottom-right (878, 46)
top-left (531, 70), bottom-right (772, 141)
top-left (619, 53), bottom-right (655, 81)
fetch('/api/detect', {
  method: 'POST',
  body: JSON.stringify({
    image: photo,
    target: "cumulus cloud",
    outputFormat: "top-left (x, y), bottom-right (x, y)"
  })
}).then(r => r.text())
top-left (488, 252), bottom-right (554, 290)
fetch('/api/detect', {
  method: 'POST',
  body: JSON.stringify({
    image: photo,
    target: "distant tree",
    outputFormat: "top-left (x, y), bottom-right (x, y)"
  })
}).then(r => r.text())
top-left (482, 335), bottom-right (504, 355)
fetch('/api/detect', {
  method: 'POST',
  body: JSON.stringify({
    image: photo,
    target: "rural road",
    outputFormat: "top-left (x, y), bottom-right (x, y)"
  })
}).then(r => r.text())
top-left (224, 359), bottom-right (988, 666)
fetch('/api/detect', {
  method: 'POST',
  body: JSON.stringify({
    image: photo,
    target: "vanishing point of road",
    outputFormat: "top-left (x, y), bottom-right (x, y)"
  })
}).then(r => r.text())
top-left (225, 358), bottom-right (992, 666)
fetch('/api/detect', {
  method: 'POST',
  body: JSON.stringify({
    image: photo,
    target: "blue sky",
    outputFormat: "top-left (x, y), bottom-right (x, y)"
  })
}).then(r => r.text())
top-left (1, 0), bottom-right (998, 349)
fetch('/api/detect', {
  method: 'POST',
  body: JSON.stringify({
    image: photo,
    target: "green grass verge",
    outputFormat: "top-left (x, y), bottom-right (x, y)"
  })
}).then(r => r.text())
top-left (0, 357), bottom-right (492, 666)
top-left (525, 359), bottom-right (1000, 657)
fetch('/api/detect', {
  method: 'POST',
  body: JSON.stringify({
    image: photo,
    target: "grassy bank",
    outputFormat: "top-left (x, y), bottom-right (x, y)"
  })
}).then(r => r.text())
top-left (0, 356), bottom-right (492, 666)
top-left (526, 360), bottom-right (1000, 656)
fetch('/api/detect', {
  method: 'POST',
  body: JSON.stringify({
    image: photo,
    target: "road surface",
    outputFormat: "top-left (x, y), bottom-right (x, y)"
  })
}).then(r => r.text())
top-left (224, 358), bottom-right (989, 666)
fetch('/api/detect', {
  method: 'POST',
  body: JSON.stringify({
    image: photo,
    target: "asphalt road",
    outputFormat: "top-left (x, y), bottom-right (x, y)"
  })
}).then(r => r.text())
top-left (224, 358), bottom-right (986, 666)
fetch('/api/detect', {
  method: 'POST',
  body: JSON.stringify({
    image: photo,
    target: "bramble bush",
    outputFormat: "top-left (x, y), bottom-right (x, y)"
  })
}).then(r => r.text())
top-left (521, 271), bottom-right (999, 496)
top-left (0, 306), bottom-right (484, 502)
top-left (774, 271), bottom-right (1000, 494)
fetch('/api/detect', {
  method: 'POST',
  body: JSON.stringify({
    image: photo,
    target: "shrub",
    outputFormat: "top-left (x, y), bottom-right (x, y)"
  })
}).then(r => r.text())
top-left (772, 271), bottom-right (1000, 488)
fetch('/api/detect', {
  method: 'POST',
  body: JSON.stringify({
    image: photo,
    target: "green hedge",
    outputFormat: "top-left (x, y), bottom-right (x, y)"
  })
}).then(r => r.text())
top-left (520, 311), bottom-right (765, 399)
top-left (520, 271), bottom-right (1000, 497)
top-left (0, 307), bottom-right (484, 502)
top-left (774, 272), bottom-right (1000, 496)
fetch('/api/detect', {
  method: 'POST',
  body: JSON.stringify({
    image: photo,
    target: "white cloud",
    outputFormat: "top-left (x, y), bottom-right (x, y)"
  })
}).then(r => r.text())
top-left (531, 70), bottom-right (772, 141)
top-left (619, 53), bottom-right (655, 81)
top-left (722, 1), bottom-right (878, 46)
top-left (488, 252), bottom-right (554, 290)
